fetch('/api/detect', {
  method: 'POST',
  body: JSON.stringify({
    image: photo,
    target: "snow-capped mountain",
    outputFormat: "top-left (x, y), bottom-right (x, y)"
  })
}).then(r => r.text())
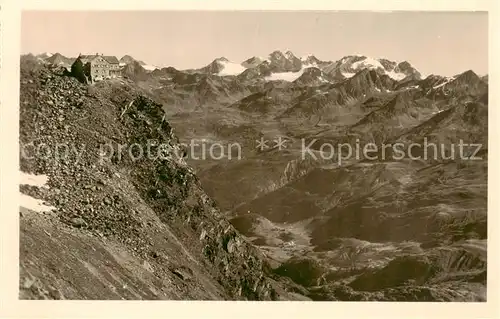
top-left (193, 51), bottom-right (424, 85)
top-left (215, 58), bottom-right (246, 76)
top-left (242, 56), bottom-right (269, 68)
top-left (260, 52), bottom-right (335, 82)
top-left (300, 54), bottom-right (332, 68)
top-left (322, 55), bottom-right (422, 81)
top-left (267, 50), bottom-right (303, 72)
top-left (423, 70), bottom-right (487, 99)
top-left (33, 49), bottom-right (458, 86)
top-left (198, 57), bottom-right (247, 76)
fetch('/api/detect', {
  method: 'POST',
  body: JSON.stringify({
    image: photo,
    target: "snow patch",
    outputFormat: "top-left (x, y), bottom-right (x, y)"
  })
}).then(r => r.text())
top-left (351, 57), bottom-right (385, 71)
top-left (217, 60), bottom-right (247, 76)
top-left (319, 76), bottom-right (330, 83)
top-left (20, 171), bottom-right (50, 188)
top-left (350, 57), bottom-right (408, 80)
top-left (265, 69), bottom-right (305, 82)
top-left (19, 171), bottom-right (55, 213)
top-left (433, 77), bottom-right (454, 89)
top-left (142, 64), bottom-right (158, 71)
top-left (302, 62), bottom-right (318, 68)
top-left (405, 85), bottom-right (419, 90)
top-left (20, 194), bottom-right (56, 213)
top-left (119, 62), bottom-right (127, 67)
top-left (342, 72), bottom-right (356, 78)
top-left (264, 65), bottom-right (322, 82)
top-left (385, 69), bottom-right (407, 81)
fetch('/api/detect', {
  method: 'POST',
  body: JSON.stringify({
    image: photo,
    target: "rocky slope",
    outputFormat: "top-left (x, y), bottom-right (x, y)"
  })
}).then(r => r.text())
top-left (19, 62), bottom-right (308, 300)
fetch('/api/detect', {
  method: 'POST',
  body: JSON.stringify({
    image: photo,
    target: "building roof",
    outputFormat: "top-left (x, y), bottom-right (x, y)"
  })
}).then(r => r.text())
top-left (103, 56), bottom-right (120, 64)
top-left (78, 54), bottom-right (120, 64)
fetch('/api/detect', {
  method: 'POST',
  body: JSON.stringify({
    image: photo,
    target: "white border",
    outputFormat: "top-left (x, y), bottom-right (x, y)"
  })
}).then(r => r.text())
top-left (1, 1), bottom-right (498, 318)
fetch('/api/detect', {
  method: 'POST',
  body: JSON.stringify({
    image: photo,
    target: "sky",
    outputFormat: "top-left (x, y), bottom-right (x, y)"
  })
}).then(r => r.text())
top-left (21, 11), bottom-right (488, 76)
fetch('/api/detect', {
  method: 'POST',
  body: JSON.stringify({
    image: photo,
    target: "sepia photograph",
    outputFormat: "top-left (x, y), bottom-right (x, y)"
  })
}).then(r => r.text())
top-left (0, 2), bottom-right (497, 317)
top-left (16, 9), bottom-right (490, 302)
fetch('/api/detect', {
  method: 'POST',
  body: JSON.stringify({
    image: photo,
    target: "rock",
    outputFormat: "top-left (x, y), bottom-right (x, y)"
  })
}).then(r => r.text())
top-left (70, 217), bottom-right (86, 228)
top-left (199, 229), bottom-right (207, 241)
top-left (22, 276), bottom-right (36, 289)
top-left (143, 261), bottom-right (154, 273)
top-left (171, 266), bottom-right (193, 281)
top-left (273, 257), bottom-right (325, 287)
top-left (227, 238), bottom-right (237, 254)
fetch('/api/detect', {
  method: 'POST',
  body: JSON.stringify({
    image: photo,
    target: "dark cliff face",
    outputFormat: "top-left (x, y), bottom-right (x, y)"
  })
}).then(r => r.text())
top-left (122, 61), bottom-right (150, 81)
top-left (18, 63), bottom-right (300, 301)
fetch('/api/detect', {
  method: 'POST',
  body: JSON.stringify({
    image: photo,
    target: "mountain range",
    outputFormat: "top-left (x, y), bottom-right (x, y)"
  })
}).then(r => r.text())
top-left (34, 50), bottom-right (486, 90)
top-left (34, 50), bottom-right (430, 78)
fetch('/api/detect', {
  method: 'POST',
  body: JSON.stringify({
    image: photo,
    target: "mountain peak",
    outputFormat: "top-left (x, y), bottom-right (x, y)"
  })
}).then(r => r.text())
top-left (120, 55), bottom-right (146, 65)
top-left (120, 55), bottom-right (134, 61)
top-left (269, 50), bottom-right (286, 60)
top-left (285, 50), bottom-right (297, 59)
top-left (214, 57), bottom-right (229, 63)
top-left (453, 69), bottom-right (481, 84)
top-left (459, 69), bottom-right (478, 77)
top-left (397, 61), bottom-right (413, 68)
top-left (241, 56), bottom-right (270, 68)
top-left (301, 54), bottom-right (322, 65)
top-left (45, 53), bottom-right (73, 66)
top-left (243, 56), bottom-right (263, 62)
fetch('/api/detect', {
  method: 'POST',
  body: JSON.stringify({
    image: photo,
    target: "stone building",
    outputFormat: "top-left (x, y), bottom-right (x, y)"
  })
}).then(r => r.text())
top-left (73, 53), bottom-right (121, 82)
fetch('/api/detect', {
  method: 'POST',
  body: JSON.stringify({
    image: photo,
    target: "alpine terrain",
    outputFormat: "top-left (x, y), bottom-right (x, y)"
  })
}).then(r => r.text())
top-left (19, 50), bottom-right (488, 301)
